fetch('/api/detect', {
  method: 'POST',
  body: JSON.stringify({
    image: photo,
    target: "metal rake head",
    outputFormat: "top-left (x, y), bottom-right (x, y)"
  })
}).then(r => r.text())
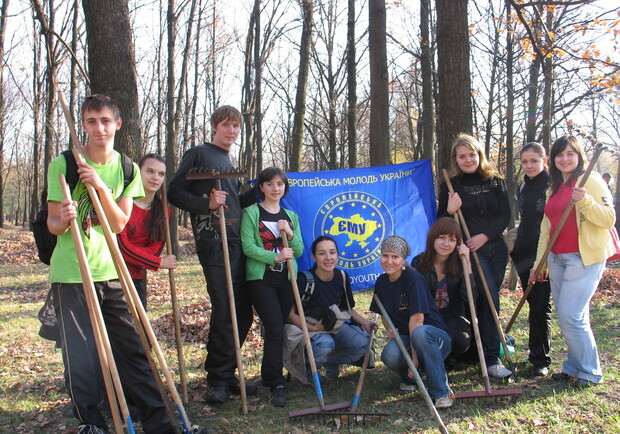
top-left (291, 411), bottom-right (388, 429)
top-left (186, 167), bottom-right (248, 180)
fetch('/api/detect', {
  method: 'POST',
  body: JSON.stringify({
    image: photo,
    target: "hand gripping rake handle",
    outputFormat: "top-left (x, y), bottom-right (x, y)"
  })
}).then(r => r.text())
top-left (160, 182), bottom-right (188, 404)
top-left (441, 169), bottom-right (516, 374)
top-left (505, 143), bottom-right (607, 333)
top-left (281, 232), bottom-right (326, 411)
top-left (373, 295), bottom-right (448, 434)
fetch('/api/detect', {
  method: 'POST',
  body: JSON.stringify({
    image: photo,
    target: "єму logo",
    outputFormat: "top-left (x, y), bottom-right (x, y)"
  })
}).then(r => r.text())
top-left (313, 191), bottom-right (393, 269)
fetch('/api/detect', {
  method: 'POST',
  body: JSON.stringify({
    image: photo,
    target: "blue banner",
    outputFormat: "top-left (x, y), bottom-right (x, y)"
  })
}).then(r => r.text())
top-left (281, 160), bottom-right (437, 291)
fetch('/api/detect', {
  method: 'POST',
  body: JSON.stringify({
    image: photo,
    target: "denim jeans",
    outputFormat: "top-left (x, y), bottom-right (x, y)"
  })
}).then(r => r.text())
top-left (380, 325), bottom-right (452, 399)
top-left (547, 252), bottom-right (605, 383)
top-left (309, 323), bottom-right (369, 377)
top-left (473, 237), bottom-right (507, 366)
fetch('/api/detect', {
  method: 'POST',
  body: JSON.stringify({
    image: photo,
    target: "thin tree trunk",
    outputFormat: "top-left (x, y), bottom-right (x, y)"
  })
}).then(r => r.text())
top-left (290, 0), bottom-right (312, 172)
top-left (253, 0), bottom-right (263, 173)
top-left (30, 14), bottom-right (43, 223)
top-left (483, 33), bottom-right (500, 158)
top-left (166, 0), bottom-right (179, 255)
top-left (69, 0), bottom-right (79, 122)
top-left (0, 0), bottom-right (8, 228)
top-left (241, 9), bottom-right (256, 177)
top-left (505, 0), bottom-right (515, 229)
top-left (346, 0), bottom-right (357, 168)
top-left (420, 0), bottom-right (434, 162)
top-left (368, 0), bottom-right (390, 166)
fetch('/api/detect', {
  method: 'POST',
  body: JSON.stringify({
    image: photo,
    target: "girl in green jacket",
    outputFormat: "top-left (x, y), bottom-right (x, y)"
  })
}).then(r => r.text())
top-left (240, 167), bottom-right (303, 407)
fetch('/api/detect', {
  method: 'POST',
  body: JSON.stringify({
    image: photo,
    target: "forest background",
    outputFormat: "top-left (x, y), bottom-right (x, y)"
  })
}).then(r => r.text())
top-left (0, 0), bottom-right (620, 248)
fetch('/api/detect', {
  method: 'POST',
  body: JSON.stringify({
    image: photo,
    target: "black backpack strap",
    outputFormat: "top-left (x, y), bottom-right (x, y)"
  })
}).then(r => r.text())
top-left (61, 150), bottom-right (80, 192)
top-left (120, 153), bottom-right (134, 189)
top-left (299, 270), bottom-right (315, 310)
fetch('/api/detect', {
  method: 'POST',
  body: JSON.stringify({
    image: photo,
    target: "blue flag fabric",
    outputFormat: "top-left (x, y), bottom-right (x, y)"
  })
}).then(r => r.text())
top-left (281, 160), bottom-right (437, 291)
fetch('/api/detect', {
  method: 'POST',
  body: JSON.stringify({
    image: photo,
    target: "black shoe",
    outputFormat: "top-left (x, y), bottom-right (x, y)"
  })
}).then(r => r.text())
top-left (551, 372), bottom-right (571, 382)
top-left (230, 382), bottom-right (258, 396)
top-left (270, 385), bottom-right (287, 407)
top-left (205, 385), bottom-right (229, 404)
top-left (572, 378), bottom-right (597, 388)
top-left (77, 425), bottom-right (107, 434)
top-left (532, 366), bottom-right (549, 377)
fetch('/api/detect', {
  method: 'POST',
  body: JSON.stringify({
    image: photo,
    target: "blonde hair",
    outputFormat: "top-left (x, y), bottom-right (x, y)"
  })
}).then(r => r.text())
top-left (449, 133), bottom-right (498, 180)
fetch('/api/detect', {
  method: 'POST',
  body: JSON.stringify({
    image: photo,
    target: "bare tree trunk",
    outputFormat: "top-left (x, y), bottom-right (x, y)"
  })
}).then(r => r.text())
top-left (505, 0), bottom-right (515, 229)
top-left (31, 0), bottom-right (56, 191)
top-left (435, 0), bottom-right (473, 172)
top-left (156, 0), bottom-right (164, 155)
top-left (540, 7), bottom-right (554, 152)
top-left (368, 0), bottom-right (389, 166)
top-left (290, 0), bottom-right (312, 172)
top-left (69, 0), bottom-right (79, 122)
top-left (0, 0), bottom-right (8, 228)
top-left (420, 0), bottom-right (434, 162)
top-left (190, 0), bottom-right (203, 150)
top-left (82, 0), bottom-right (141, 160)
top-left (346, 0), bottom-right (357, 168)
top-left (166, 0), bottom-right (179, 255)
top-left (241, 10), bottom-right (256, 177)
top-left (483, 33), bottom-right (500, 158)
top-left (253, 0), bottom-right (263, 173)
top-left (30, 14), bottom-right (43, 223)
top-left (525, 55), bottom-right (541, 144)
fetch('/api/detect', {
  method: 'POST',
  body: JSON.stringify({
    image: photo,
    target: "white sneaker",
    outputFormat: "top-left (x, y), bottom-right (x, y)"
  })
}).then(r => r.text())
top-left (400, 382), bottom-right (417, 391)
top-left (434, 395), bottom-right (454, 409)
top-left (488, 362), bottom-right (512, 378)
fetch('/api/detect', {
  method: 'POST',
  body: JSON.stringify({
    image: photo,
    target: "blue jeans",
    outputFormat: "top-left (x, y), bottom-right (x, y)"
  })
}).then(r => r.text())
top-left (381, 326), bottom-right (452, 399)
top-left (309, 323), bottom-right (369, 376)
top-left (547, 252), bottom-right (605, 383)
top-left (473, 238), bottom-right (507, 366)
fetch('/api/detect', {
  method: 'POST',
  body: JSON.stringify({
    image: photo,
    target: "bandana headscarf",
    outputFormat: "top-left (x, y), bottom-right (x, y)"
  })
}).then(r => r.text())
top-left (380, 235), bottom-right (410, 259)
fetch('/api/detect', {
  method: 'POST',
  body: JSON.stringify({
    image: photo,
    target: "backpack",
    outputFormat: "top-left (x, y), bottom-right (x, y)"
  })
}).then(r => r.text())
top-left (30, 150), bottom-right (134, 265)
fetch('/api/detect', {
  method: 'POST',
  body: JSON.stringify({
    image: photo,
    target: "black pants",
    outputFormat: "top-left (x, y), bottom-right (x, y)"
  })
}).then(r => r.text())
top-left (519, 272), bottom-right (552, 368)
top-left (52, 281), bottom-right (173, 433)
top-left (133, 276), bottom-right (147, 310)
top-left (249, 271), bottom-right (294, 388)
top-left (198, 241), bottom-right (254, 387)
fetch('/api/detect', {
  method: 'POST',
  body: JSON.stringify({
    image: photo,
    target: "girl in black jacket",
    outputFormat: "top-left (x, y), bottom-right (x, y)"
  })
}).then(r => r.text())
top-left (412, 217), bottom-right (477, 368)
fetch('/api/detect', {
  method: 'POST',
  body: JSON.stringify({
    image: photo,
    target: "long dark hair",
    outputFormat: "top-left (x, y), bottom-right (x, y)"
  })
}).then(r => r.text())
top-left (548, 136), bottom-right (586, 195)
top-left (417, 217), bottom-right (463, 277)
top-left (139, 153), bottom-right (167, 242)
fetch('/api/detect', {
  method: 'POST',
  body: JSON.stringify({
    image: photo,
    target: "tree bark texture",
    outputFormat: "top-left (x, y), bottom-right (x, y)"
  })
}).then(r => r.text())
top-left (420, 0), bottom-right (434, 162)
top-left (435, 0), bottom-right (473, 173)
top-left (368, 0), bottom-right (390, 166)
top-left (0, 0), bottom-right (8, 228)
top-left (346, 0), bottom-right (357, 168)
top-left (82, 0), bottom-right (141, 160)
top-left (291, 0), bottom-right (313, 172)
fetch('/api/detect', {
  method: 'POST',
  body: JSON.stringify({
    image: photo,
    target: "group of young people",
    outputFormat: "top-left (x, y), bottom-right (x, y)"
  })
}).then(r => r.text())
top-left (45, 95), bottom-right (616, 432)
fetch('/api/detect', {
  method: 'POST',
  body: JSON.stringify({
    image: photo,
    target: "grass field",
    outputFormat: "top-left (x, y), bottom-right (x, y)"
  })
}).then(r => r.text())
top-left (1, 225), bottom-right (619, 433)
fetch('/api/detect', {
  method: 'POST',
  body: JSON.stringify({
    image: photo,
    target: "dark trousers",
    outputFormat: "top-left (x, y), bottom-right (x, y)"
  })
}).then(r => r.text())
top-left (248, 271), bottom-right (294, 388)
top-left (519, 272), bottom-right (552, 368)
top-left (472, 238), bottom-right (508, 366)
top-left (198, 241), bottom-right (254, 387)
top-left (133, 277), bottom-right (146, 310)
top-left (52, 281), bottom-right (173, 434)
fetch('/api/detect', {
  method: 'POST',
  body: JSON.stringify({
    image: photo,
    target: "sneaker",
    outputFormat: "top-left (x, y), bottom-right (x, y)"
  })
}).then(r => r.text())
top-left (179, 424), bottom-right (212, 434)
top-left (270, 385), bottom-right (287, 407)
top-left (434, 395), bottom-right (454, 409)
top-left (532, 366), bottom-right (549, 377)
top-left (77, 424), bottom-right (107, 434)
top-left (229, 382), bottom-right (258, 396)
top-left (488, 362), bottom-right (512, 378)
top-left (400, 381), bottom-right (417, 391)
top-left (551, 372), bottom-right (571, 382)
top-left (205, 385), bottom-right (229, 404)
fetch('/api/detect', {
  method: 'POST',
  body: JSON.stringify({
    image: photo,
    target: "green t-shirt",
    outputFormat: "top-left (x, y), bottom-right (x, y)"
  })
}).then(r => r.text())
top-left (47, 151), bottom-right (144, 283)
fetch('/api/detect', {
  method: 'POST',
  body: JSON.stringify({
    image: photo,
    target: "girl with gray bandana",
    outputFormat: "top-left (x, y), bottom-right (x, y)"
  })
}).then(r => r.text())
top-left (370, 236), bottom-right (454, 409)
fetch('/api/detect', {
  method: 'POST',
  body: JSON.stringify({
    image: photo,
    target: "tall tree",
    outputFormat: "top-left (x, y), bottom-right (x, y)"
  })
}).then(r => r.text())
top-left (290, 0), bottom-right (312, 172)
top-left (0, 0), bottom-right (8, 228)
top-left (82, 0), bottom-right (141, 160)
top-left (346, 0), bottom-right (357, 168)
top-left (435, 0), bottom-right (473, 172)
top-left (419, 0), bottom-right (434, 162)
top-left (368, 0), bottom-right (389, 166)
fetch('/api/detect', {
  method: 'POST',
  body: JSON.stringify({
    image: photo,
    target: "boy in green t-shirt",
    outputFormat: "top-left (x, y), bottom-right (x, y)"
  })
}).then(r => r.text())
top-left (47, 95), bottom-right (178, 434)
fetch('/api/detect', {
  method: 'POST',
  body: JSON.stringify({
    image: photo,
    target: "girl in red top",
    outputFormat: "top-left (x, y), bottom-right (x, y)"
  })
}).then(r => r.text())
top-left (118, 153), bottom-right (176, 308)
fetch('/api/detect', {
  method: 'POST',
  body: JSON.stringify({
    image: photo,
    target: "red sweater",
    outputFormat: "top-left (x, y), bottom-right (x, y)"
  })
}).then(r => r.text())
top-left (118, 204), bottom-right (169, 279)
